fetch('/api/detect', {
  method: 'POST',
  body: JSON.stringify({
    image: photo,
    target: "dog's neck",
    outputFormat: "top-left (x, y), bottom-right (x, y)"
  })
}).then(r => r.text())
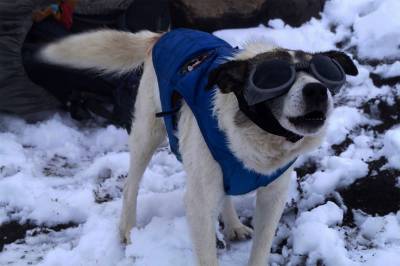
top-left (213, 92), bottom-right (326, 174)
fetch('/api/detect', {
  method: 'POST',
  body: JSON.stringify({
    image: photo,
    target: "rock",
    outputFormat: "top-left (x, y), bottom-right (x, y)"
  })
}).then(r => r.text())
top-left (169, 0), bottom-right (265, 32)
top-left (74, 0), bottom-right (135, 15)
top-left (339, 157), bottom-right (400, 218)
top-left (169, 0), bottom-right (326, 32)
top-left (369, 72), bottom-right (400, 88)
top-left (266, 0), bottom-right (325, 27)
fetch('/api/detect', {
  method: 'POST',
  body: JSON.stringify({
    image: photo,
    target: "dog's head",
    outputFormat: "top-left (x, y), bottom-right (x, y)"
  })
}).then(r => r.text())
top-left (207, 46), bottom-right (358, 138)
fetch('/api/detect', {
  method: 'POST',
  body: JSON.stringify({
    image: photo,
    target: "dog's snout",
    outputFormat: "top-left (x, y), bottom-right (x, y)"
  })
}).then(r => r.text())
top-left (302, 83), bottom-right (328, 104)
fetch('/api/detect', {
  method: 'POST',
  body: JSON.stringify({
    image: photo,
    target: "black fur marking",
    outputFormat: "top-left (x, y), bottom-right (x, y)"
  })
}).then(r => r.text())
top-left (252, 50), bottom-right (293, 64)
top-left (206, 60), bottom-right (249, 93)
top-left (294, 50), bottom-right (310, 62)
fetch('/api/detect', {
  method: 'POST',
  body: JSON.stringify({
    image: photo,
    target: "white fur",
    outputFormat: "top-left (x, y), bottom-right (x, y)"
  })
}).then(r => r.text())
top-left (40, 30), bottom-right (161, 75)
top-left (40, 30), bottom-right (329, 266)
top-left (235, 41), bottom-right (277, 60)
top-left (269, 73), bottom-right (333, 136)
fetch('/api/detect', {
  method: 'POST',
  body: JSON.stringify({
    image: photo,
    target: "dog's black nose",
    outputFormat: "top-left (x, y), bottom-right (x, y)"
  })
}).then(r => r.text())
top-left (302, 83), bottom-right (328, 105)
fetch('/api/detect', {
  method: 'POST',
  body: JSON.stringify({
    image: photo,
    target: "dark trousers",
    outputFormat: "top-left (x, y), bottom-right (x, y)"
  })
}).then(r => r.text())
top-left (22, 0), bottom-right (170, 129)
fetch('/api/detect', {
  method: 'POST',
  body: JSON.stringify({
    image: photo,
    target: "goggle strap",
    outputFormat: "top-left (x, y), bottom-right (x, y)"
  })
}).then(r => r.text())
top-left (236, 93), bottom-right (303, 143)
top-left (294, 61), bottom-right (310, 70)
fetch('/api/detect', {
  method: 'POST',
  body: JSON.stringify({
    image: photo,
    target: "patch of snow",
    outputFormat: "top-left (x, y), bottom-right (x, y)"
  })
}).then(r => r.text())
top-left (374, 62), bottom-right (400, 78)
top-left (323, 0), bottom-right (379, 27)
top-left (214, 19), bottom-right (337, 52)
top-left (382, 127), bottom-right (400, 169)
top-left (352, 0), bottom-right (400, 60)
top-left (296, 201), bottom-right (343, 226)
top-left (292, 222), bottom-right (353, 266)
top-left (301, 156), bottom-right (368, 201)
top-left (325, 106), bottom-right (371, 145)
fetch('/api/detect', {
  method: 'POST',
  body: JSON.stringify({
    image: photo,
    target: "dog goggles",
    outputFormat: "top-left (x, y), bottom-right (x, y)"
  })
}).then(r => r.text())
top-left (243, 55), bottom-right (346, 105)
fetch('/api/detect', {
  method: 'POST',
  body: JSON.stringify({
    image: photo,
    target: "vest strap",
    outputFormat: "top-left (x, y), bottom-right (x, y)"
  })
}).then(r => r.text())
top-left (155, 106), bottom-right (180, 118)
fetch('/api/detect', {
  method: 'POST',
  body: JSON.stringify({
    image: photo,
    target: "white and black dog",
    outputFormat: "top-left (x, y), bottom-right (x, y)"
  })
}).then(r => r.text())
top-left (40, 28), bottom-right (357, 266)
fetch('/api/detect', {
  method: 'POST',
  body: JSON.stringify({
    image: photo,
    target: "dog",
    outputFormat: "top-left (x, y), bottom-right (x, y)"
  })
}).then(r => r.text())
top-left (40, 28), bottom-right (358, 266)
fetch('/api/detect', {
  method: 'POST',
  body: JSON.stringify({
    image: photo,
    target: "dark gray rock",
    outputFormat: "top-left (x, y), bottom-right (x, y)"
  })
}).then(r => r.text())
top-left (74, 0), bottom-right (134, 15)
top-left (169, 0), bottom-right (326, 32)
top-left (170, 0), bottom-right (266, 32)
top-left (266, 0), bottom-right (325, 27)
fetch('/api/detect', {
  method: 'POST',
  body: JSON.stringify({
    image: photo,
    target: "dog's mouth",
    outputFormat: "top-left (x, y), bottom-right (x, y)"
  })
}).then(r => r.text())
top-left (288, 111), bottom-right (326, 129)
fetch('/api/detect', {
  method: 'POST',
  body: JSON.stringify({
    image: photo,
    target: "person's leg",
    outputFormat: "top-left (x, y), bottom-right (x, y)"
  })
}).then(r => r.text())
top-left (23, 57), bottom-right (113, 102)
top-left (112, 70), bottom-right (142, 132)
top-left (28, 18), bottom-right (70, 42)
top-left (123, 0), bottom-right (170, 32)
top-left (23, 47), bottom-right (118, 122)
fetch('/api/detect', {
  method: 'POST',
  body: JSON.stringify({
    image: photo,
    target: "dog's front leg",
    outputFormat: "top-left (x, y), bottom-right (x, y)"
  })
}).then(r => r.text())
top-left (185, 167), bottom-right (225, 266)
top-left (248, 168), bottom-right (292, 266)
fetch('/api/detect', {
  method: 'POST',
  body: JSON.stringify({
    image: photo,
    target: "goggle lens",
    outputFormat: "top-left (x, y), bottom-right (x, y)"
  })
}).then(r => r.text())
top-left (245, 54), bottom-right (347, 105)
top-left (312, 55), bottom-right (344, 83)
top-left (252, 60), bottom-right (293, 89)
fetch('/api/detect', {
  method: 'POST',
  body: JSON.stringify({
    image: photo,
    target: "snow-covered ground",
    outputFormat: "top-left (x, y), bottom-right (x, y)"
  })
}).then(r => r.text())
top-left (1, 0), bottom-right (400, 265)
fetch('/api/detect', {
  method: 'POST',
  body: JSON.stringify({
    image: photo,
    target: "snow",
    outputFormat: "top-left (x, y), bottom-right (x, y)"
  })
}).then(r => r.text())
top-left (125, 217), bottom-right (195, 266)
top-left (302, 156), bottom-right (368, 197)
top-left (214, 19), bottom-right (338, 52)
top-left (291, 203), bottom-right (350, 266)
top-left (38, 206), bottom-right (124, 266)
top-left (292, 223), bottom-right (353, 266)
top-left (323, 0), bottom-right (379, 27)
top-left (324, 0), bottom-right (400, 60)
top-left (352, 0), bottom-right (400, 60)
top-left (1, 0), bottom-right (400, 265)
top-left (296, 201), bottom-right (343, 226)
top-left (382, 127), bottom-right (400, 168)
top-left (374, 62), bottom-right (400, 78)
top-left (325, 106), bottom-right (371, 145)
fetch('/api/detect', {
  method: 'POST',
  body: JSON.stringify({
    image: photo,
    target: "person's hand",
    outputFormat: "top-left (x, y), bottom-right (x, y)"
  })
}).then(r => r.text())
top-left (32, 7), bottom-right (53, 23)
top-left (32, 10), bottom-right (44, 22)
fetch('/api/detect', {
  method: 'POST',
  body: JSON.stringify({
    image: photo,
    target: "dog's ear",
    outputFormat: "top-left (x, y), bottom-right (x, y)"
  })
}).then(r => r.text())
top-left (206, 60), bottom-right (249, 93)
top-left (320, 51), bottom-right (358, 76)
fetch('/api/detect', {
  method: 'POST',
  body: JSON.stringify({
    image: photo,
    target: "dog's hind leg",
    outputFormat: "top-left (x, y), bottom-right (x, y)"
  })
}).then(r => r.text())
top-left (119, 60), bottom-right (166, 244)
top-left (248, 168), bottom-right (292, 266)
top-left (179, 104), bottom-right (225, 266)
top-left (221, 197), bottom-right (253, 241)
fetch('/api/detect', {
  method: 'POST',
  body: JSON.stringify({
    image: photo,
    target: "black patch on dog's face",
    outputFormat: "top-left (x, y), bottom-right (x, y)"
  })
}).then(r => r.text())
top-left (251, 50), bottom-right (293, 64)
top-left (206, 60), bottom-right (249, 93)
top-left (294, 50), bottom-right (312, 62)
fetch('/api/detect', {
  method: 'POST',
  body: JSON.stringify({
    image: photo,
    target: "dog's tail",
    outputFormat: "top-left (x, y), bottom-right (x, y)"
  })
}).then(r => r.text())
top-left (39, 30), bottom-right (161, 75)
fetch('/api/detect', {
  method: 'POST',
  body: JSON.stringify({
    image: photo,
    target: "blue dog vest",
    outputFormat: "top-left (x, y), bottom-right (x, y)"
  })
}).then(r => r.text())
top-left (152, 29), bottom-right (295, 195)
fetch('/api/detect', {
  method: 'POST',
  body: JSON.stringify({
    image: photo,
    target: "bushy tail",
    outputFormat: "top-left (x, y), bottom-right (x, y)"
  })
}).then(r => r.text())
top-left (40, 30), bottom-right (161, 75)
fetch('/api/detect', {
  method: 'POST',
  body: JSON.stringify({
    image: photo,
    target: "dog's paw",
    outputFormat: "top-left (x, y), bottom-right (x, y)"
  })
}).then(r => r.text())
top-left (119, 224), bottom-right (132, 245)
top-left (224, 224), bottom-right (253, 241)
top-left (120, 230), bottom-right (132, 245)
